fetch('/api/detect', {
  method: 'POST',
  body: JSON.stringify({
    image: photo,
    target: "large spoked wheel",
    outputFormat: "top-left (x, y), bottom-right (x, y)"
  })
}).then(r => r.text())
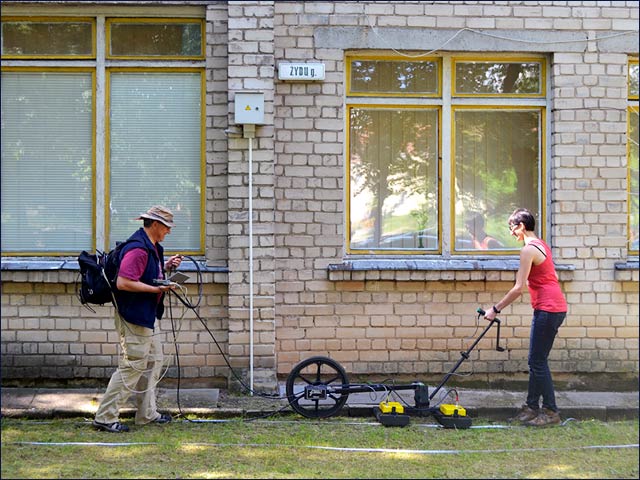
top-left (285, 356), bottom-right (350, 418)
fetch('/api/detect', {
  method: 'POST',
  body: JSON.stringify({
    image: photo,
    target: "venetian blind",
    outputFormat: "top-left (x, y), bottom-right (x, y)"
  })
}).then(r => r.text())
top-left (108, 71), bottom-right (201, 251)
top-left (1, 71), bottom-right (93, 253)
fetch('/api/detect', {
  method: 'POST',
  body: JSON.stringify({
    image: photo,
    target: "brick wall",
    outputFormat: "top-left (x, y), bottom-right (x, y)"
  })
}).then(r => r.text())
top-left (269, 1), bottom-right (639, 388)
top-left (1, 273), bottom-right (229, 385)
top-left (226, 1), bottom-right (278, 391)
top-left (1, 1), bottom-right (638, 390)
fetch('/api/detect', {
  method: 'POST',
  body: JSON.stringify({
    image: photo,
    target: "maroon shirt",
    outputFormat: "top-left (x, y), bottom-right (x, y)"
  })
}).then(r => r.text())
top-left (118, 247), bottom-right (163, 303)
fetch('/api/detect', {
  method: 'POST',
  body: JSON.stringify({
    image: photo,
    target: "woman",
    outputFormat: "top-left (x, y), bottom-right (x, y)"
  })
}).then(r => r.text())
top-left (483, 208), bottom-right (567, 427)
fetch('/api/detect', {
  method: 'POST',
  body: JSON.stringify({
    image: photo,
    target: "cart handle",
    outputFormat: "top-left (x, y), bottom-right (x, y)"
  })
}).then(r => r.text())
top-left (476, 308), bottom-right (505, 352)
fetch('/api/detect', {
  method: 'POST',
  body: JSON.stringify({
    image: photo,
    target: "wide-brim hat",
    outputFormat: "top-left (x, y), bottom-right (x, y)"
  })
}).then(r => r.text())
top-left (136, 205), bottom-right (175, 228)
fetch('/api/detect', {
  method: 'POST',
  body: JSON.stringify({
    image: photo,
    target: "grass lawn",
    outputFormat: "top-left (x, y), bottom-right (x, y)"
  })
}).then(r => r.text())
top-left (1, 416), bottom-right (638, 479)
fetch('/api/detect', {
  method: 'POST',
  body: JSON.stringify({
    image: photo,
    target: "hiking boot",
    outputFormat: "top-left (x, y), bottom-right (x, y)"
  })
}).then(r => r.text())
top-left (92, 420), bottom-right (129, 433)
top-left (152, 413), bottom-right (172, 424)
top-left (508, 405), bottom-right (538, 424)
top-left (526, 408), bottom-right (561, 427)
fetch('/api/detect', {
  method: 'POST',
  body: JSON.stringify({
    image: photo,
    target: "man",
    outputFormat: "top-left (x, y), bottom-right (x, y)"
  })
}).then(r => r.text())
top-left (93, 205), bottom-right (183, 433)
top-left (465, 213), bottom-right (503, 250)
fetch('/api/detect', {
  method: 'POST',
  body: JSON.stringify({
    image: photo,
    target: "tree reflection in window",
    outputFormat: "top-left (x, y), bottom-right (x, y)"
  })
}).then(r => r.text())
top-left (454, 109), bottom-right (540, 250)
top-left (629, 62), bottom-right (639, 98)
top-left (109, 21), bottom-right (202, 58)
top-left (629, 108), bottom-right (639, 253)
top-left (350, 60), bottom-right (438, 95)
top-left (455, 61), bottom-right (541, 95)
top-left (1, 20), bottom-right (93, 57)
top-left (349, 107), bottom-right (438, 251)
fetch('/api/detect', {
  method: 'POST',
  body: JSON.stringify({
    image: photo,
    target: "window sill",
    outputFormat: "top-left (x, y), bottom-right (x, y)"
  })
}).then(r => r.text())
top-left (328, 258), bottom-right (576, 282)
top-left (0, 258), bottom-right (229, 284)
top-left (614, 260), bottom-right (639, 282)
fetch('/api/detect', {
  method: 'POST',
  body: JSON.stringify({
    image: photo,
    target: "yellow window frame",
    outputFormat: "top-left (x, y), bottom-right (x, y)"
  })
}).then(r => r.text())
top-left (629, 58), bottom-right (639, 100)
top-left (105, 67), bottom-right (206, 255)
top-left (0, 16), bottom-right (96, 60)
top-left (628, 106), bottom-right (639, 255)
top-left (346, 53), bottom-right (442, 98)
top-left (452, 56), bottom-right (546, 98)
top-left (105, 18), bottom-right (205, 61)
top-left (450, 105), bottom-right (546, 256)
top-left (1, 66), bottom-right (97, 256)
top-left (346, 103), bottom-right (443, 255)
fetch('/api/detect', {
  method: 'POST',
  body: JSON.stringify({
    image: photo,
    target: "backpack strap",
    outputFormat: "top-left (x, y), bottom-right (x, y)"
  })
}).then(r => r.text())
top-left (528, 241), bottom-right (547, 258)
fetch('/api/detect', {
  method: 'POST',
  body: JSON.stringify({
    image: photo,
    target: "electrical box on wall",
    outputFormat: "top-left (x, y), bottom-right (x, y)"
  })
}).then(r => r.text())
top-left (235, 92), bottom-right (265, 125)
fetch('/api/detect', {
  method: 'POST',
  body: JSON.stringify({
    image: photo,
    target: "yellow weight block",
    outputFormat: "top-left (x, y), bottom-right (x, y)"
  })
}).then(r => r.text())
top-left (379, 401), bottom-right (404, 414)
top-left (439, 404), bottom-right (466, 417)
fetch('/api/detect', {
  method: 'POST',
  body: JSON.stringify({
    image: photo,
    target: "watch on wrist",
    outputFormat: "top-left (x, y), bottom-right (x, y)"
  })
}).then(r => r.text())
top-left (492, 305), bottom-right (501, 314)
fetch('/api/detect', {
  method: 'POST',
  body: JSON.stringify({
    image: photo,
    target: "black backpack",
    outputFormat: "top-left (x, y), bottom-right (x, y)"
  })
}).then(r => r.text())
top-left (77, 241), bottom-right (131, 309)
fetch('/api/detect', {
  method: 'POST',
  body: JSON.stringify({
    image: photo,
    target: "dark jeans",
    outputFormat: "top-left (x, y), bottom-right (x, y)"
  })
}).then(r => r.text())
top-left (526, 310), bottom-right (565, 412)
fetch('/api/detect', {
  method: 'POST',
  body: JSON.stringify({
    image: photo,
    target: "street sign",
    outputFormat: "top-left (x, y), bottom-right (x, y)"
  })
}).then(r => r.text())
top-left (278, 62), bottom-right (325, 81)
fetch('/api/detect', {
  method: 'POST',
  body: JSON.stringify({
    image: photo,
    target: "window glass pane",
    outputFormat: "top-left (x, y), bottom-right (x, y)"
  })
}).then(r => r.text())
top-left (453, 109), bottom-right (540, 251)
top-left (455, 61), bottom-right (541, 95)
top-left (350, 108), bottom-right (439, 251)
top-left (629, 109), bottom-right (639, 252)
top-left (1, 71), bottom-right (93, 253)
top-left (350, 60), bottom-right (438, 95)
top-left (629, 62), bottom-right (639, 98)
top-left (109, 21), bottom-right (202, 58)
top-left (109, 72), bottom-right (201, 251)
top-left (1, 20), bottom-right (93, 57)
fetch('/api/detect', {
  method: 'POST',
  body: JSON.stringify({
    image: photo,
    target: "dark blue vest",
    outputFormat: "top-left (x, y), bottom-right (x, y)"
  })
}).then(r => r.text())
top-left (114, 228), bottom-right (165, 329)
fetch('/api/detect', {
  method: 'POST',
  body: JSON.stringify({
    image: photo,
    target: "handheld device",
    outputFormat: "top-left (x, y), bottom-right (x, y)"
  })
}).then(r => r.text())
top-left (153, 272), bottom-right (190, 286)
top-left (167, 271), bottom-right (189, 284)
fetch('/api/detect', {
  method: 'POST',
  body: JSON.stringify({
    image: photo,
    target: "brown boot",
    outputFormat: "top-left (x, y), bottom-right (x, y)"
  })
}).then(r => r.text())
top-left (526, 407), bottom-right (561, 427)
top-left (508, 405), bottom-right (538, 424)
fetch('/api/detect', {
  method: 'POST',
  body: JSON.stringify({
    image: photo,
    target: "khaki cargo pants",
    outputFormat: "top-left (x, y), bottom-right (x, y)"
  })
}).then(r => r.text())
top-left (94, 313), bottom-right (164, 425)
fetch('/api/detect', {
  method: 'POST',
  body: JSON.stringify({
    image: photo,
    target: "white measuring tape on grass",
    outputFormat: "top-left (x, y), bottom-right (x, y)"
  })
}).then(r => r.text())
top-left (10, 441), bottom-right (639, 455)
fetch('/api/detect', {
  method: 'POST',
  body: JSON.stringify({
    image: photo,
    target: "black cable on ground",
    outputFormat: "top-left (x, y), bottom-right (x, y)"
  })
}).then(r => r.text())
top-left (164, 259), bottom-right (505, 424)
top-left (164, 256), bottom-right (303, 422)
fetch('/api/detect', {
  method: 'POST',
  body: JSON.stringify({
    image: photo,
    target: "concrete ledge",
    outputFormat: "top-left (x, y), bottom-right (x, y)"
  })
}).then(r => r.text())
top-left (0, 260), bottom-right (229, 284)
top-left (614, 261), bottom-right (639, 281)
top-left (1, 387), bottom-right (637, 423)
top-left (328, 259), bottom-right (575, 282)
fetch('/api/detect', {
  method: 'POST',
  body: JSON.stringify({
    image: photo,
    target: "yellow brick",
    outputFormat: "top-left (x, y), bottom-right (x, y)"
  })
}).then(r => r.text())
top-left (588, 327), bottom-right (616, 338)
top-left (396, 282), bottom-right (426, 291)
top-left (616, 327), bottom-right (639, 338)
top-left (335, 281), bottom-right (365, 291)
top-left (1, 283), bottom-right (34, 294)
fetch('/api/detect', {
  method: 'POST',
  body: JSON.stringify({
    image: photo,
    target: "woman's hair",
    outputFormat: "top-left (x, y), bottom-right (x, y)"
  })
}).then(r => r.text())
top-left (509, 208), bottom-right (536, 231)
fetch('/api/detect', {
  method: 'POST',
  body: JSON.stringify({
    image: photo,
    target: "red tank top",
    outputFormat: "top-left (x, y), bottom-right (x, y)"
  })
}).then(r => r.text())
top-left (527, 240), bottom-right (567, 312)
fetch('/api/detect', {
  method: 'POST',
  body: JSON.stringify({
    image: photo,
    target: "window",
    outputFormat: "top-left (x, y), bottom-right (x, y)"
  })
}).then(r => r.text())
top-left (106, 19), bottom-right (204, 59)
top-left (349, 57), bottom-right (440, 97)
top-left (1, 69), bottom-right (95, 252)
top-left (1, 16), bottom-right (205, 255)
top-left (453, 59), bottom-right (543, 96)
top-left (107, 69), bottom-right (203, 250)
top-left (349, 106), bottom-right (440, 251)
top-left (346, 54), bottom-right (546, 255)
top-left (1, 17), bottom-right (95, 58)
top-left (452, 107), bottom-right (542, 252)
top-left (628, 58), bottom-right (639, 255)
